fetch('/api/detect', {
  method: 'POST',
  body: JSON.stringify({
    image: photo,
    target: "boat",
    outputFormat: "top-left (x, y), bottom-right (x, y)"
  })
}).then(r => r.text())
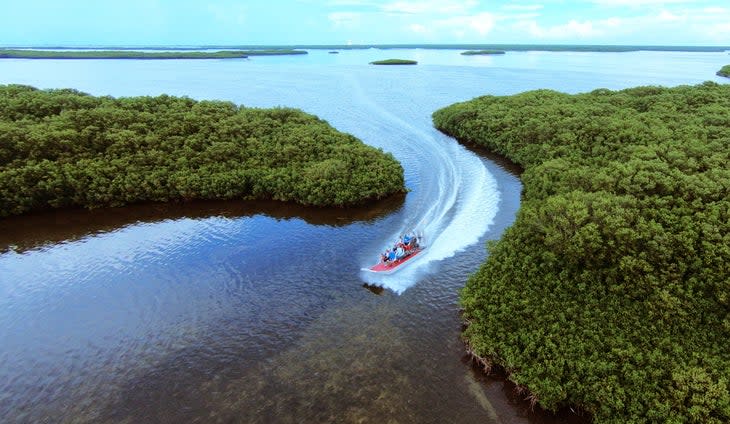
top-left (364, 233), bottom-right (425, 274)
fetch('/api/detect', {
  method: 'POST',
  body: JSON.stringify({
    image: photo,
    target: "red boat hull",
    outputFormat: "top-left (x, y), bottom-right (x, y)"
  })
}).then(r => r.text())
top-left (366, 248), bottom-right (424, 273)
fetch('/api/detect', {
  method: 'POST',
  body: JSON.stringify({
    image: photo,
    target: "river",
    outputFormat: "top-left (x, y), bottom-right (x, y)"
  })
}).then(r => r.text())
top-left (0, 48), bottom-right (727, 423)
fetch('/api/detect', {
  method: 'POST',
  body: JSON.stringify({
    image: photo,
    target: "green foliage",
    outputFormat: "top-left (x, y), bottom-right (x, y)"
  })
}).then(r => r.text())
top-left (0, 85), bottom-right (404, 216)
top-left (717, 65), bottom-right (730, 78)
top-left (460, 50), bottom-right (506, 55)
top-left (434, 82), bottom-right (730, 423)
top-left (0, 49), bottom-right (308, 59)
top-left (369, 59), bottom-right (418, 65)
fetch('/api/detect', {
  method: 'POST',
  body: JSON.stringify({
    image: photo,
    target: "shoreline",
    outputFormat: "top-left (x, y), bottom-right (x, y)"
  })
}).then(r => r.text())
top-left (0, 49), bottom-right (307, 59)
top-left (3, 44), bottom-right (728, 53)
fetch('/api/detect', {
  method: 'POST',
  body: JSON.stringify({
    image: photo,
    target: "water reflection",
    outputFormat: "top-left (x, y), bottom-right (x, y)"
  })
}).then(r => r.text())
top-left (0, 195), bottom-right (405, 253)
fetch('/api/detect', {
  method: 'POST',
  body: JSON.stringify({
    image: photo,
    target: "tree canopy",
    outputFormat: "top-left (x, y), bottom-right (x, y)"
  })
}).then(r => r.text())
top-left (718, 65), bottom-right (730, 78)
top-left (0, 85), bottom-right (404, 217)
top-left (369, 59), bottom-right (418, 65)
top-left (433, 82), bottom-right (730, 423)
top-left (460, 50), bottom-right (506, 55)
top-left (0, 49), bottom-right (308, 59)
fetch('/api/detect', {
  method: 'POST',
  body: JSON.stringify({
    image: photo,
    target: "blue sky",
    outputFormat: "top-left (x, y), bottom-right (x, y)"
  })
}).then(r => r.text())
top-left (3, 0), bottom-right (730, 46)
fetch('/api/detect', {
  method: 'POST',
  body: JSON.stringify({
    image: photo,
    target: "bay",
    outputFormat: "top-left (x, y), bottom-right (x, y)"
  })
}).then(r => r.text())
top-left (0, 48), bottom-right (727, 423)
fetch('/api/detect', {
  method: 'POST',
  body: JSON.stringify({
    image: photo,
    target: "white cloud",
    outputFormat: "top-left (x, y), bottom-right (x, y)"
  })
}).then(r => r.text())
top-left (501, 4), bottom-right (544, 11)
top-left (328, 11), bottom-right (362, 27)
top-left (382, 0), bottom-right (478, 15)
top-left (327, 0), bottom-right (379, 5)
top-left (408, 23), bottom-right (429, 34)
top-left (508, 4), bottom-right (730, 43)
top-left (207, 4), bottom-right (246, 26)
top-left (592, 0), bottom-right (690, 6)
top-left (437, 12), bottom-right (496, 36)
top-left (657, 10), bottom-right (683, 22)
top-left (515, 19), bottom-right (602, 39)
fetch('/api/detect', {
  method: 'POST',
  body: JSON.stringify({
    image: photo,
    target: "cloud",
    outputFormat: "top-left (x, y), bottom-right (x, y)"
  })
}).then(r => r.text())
top-left (501, 4), bottom-right (544, 11)
top-left (382, 0), bottom-right (478, 15)
top-left (657, 10), bottom-right (683, 22)
top-left (405, 13), bottom-right (495, 38)
top-left (515, 19), bottom-right (602, 39)
top-left (408, 23), bottom-right (429, 34)
top-left (207, 4), bottom-right (246, 26)
top-left (591, 0), bottom-right (690, 6)
top-left (328, 11), bottom-right (362, 27)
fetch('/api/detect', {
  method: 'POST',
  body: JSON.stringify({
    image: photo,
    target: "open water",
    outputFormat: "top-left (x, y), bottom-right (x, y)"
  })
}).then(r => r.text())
top-left (0, 48), bottom-right (727, 422)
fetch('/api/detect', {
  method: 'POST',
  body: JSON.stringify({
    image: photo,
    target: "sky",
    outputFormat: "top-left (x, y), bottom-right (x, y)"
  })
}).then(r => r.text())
top-left (2, 0), bottom-right (730, 46)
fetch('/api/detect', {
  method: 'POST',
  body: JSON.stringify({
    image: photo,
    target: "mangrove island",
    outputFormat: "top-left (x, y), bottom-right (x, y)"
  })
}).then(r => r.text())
top-left (433, 82), bottom-right (730, 424)
top-left (370, 59), bottom-right (418, 65)
top-left (0, 85), bottom-right (404, 217)
top-left (0, 49), bottom-right (308, 59)
top-left (717, 65), bottom-right (730, 77)
top-left (460, 50), bottom-right (506, 55)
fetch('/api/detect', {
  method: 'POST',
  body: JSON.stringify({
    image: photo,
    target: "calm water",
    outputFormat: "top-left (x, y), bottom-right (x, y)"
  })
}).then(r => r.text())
top-left (1, 49), bottom-right (727, 423)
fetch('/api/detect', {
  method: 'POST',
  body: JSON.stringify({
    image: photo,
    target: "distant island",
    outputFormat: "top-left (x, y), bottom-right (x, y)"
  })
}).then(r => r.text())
top-left (718, 65), bottom-right (730, 77)
top-left (5, 44), bottom-right (730, 53)
top-left (434, 82), bottom-right (730, 424)
top-left (0, 49), bottom-right (308, 59)
top-left (0, 85), bottom-right (404, 217)
top-left (370, 59), bottom-right (418, 65)
top-left (328, 51), bottom-right (339, 54)
top-left (460, 50), bottom-right (506, 55)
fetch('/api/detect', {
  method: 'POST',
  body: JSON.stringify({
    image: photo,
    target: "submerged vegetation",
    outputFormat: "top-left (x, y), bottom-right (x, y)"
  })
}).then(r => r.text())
top-left (370, 59), bottom-right (418, 65)
top-left (433, 82), bottom-right (730, 423)
top-left (718, 65), bottom-right (730, 77)
top-left (0, 85), bottom-right (404, 217)
top-left (0, 49), bottom-right (307, 59)
top-left (460, 50), bottom-right (506, 55)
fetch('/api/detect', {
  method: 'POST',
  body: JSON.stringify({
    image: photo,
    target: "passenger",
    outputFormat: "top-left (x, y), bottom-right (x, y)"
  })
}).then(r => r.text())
top-left (387, 249), bottom-right (396, 262)
top-left (380, 252), bottom-right (388, 263)
top-left (396, 246), bottom-right (405, 259)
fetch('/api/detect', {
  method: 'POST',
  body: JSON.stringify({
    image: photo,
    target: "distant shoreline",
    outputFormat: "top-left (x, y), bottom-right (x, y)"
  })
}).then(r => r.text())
top-left (0, 49), bottom-right (308, 59)
top-left (461, 50), bottom-right (506, 55)
top-left (370, 59), bottom-right (417, 65)
top-left (3, 44), bottom-right (728, 53)
top-left (718, 65), bottom-right (730, 77)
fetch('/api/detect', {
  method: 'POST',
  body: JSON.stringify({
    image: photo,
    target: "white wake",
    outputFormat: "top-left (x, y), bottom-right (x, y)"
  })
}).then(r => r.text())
top-left (350, 76), bottom-right (501, 294)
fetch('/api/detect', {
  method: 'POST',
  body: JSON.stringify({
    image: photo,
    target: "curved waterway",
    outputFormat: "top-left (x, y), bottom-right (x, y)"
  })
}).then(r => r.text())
top-left (1, 49), bottom-right (727, 423)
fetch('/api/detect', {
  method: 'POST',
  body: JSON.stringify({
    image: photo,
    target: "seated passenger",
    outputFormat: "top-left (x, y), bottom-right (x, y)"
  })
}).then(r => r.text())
top-left (387, 249), bottom-right (396, 262)
top-left (396, 246), bottom-right (405, 259)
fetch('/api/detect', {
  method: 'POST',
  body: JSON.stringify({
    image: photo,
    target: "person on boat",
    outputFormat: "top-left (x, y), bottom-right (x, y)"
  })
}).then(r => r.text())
top-left (387, 248), bottom-right (397, 263)
top-left (396, 246), bottom-right (405, 259)
top-left (380, 252), bottom-right (388, 263)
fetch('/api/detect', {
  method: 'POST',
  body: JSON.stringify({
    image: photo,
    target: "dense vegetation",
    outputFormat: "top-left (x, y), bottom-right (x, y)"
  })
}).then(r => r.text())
top-left (369, 59), bottom-right (418, 65)
top-left (272, 44), bottom-right (728, 52)
top-left (433, 82), bottom-right (730, 423)
top-left (0, 49), bottom-right (307, 59)
top-left (718, 65), bottom-right (730, 78)
top-left (460, 50), bottom-right (506, 55)
top-left (0, 85), bottom-right (404, 217)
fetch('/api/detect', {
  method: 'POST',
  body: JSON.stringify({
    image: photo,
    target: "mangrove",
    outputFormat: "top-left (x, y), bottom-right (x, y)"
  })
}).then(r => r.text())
top-left (717, 65), bottom-right (730, 78)
top-left (0, 49), bottom-right (307, 59)
top-left (0, 85), bottom-right (404, 217)
top-left (369, 59), bottom-right (418, 65)
top-left (460, 50), bottom-right (506, 55)
top-left (433, 82), bottom-right (730, 424)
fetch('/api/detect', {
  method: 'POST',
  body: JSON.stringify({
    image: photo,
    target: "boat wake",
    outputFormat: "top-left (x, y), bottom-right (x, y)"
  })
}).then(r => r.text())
top-left (349, 75), bottom-right (501, 294)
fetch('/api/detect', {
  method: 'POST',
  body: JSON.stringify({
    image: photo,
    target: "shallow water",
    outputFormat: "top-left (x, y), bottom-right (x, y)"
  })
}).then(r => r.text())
top-left (1, 48), bottom-right (727, 422)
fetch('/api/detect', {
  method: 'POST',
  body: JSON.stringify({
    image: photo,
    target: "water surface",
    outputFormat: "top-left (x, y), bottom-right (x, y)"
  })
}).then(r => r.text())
top-left (1, 48), bottom-right (727, 423)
